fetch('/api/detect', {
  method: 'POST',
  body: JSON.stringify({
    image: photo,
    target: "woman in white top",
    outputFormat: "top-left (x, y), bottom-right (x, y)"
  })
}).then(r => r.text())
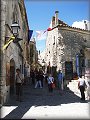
top-left (47, 74), bottom-right (54, 92)
top-left (16, 68), bottom-right (24, 101)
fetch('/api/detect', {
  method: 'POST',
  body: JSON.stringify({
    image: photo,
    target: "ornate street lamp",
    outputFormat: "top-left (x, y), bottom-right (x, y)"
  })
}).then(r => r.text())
top-left (11, 22), bottom-right (20, 37)
top-left (3, 22), bottom-right (22, 50)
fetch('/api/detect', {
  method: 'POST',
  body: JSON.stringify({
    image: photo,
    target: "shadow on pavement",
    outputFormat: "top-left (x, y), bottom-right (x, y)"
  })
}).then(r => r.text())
top-left (2, 81), bottom-right (89, 119)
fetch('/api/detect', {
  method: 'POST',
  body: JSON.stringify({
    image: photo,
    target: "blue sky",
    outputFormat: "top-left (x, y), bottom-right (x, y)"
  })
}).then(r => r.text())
top-left (24, 0), bottom-right (89, 52)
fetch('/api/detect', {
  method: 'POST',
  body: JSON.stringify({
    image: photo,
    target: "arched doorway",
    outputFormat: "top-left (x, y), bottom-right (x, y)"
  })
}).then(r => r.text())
top-left (10, 59), bottom-right (15, 95)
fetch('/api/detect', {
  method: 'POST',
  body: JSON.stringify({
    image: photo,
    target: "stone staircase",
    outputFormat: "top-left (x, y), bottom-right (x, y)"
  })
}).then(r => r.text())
top-left (67, 80), bottom-right (88, 99)
top-left (67, 80), bottom-right (81, 97)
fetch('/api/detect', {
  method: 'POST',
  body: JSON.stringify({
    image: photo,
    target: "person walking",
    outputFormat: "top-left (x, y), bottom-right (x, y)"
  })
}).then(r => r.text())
top-left (57, 70), bottom-right (63, 90)
top-left (39, 69), bottom-right (44, 87)
top-left (47, 74), bottom-right (54, 92)
top-left (30, 69), bottom-right (35, 85)
top-left (15, 68), bottom-right (24, 102)
top-left (78, 75), bottom-right (86, 101)
top-left (35, 69), bottom-right (42, 88)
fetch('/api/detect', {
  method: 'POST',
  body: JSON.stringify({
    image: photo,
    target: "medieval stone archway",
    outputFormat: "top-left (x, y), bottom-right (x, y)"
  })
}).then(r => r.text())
top-left (10, 59), bottom-right (15, 95)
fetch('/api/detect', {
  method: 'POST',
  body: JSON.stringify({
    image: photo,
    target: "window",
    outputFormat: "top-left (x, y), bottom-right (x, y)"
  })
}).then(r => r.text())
top-left (53, 36), bottom-right (55, 45)
top-left (54, 36), bottom-right (55, 40)
top-left (12, 6), bottom-right (18, 23)
top-left (88, 60), bottom-right (90, 67)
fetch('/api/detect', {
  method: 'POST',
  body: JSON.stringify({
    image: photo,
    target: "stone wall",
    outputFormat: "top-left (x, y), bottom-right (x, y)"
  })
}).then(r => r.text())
top-left (59, 29), bottom-right (85, 72)
top-left (45, 28), bottom-right (58, 67)
top-left (0, 0), bottom-right (7, 105)
top-left (45, 26), bottom-right (90, 74)
top-left (0, 0), bottom-right (28, 105)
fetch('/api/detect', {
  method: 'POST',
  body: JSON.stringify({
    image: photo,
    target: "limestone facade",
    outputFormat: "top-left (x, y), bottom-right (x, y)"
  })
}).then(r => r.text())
top-left (30, 38), bottom-right (38, 70)
top-left (0, 0), bottom-right (29, 105)
top-left (45, 11), bottom-right (90, 76)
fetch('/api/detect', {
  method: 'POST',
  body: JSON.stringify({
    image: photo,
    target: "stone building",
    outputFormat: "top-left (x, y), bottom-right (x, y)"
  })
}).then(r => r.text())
top-left (30, 37), bottom-right (38, 70)
top-left (45, 11), bottom-right (90, 78)
top-left (0, 0), bottom-right (29, 105)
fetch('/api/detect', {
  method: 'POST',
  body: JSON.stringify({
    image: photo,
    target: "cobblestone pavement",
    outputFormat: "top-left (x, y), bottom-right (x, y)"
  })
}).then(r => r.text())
top-left (0, 80), bottom-right (90, 119)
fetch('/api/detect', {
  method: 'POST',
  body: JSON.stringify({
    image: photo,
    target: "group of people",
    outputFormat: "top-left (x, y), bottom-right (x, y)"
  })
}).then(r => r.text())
top-left (15, 67), bottom-right (90, 102)
top-left (15, 68), bottom-right (64, 102)
top-left (30, 68), bottom-right (44, 88)
top-left (30, 69), bottom-right (63, 91)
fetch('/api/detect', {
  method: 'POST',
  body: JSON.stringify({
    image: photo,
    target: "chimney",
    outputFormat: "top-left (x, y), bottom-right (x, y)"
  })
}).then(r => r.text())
top-left (84, 20), bottom-right (88, 30)
top-left (52, 16), bottom-right (55, 27)
top-left (55, 11), bottom-right (59, 26)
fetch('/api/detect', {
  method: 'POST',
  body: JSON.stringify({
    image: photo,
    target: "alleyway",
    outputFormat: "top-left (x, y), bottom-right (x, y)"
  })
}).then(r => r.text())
top-left (0, 79), bottom-right (90, 119)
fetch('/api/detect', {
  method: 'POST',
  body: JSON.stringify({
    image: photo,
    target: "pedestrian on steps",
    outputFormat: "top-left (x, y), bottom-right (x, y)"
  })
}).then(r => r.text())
top-left (78, 75), bottom-right (86, 101)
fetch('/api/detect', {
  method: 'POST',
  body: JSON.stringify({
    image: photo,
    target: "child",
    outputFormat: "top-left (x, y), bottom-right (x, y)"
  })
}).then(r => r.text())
top-left (47, 74), bottom-right (54, 92)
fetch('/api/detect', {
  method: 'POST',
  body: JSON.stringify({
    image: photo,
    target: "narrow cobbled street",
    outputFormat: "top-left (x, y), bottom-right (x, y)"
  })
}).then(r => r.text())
top-left (1, 80), bottom-right (90, 119)
top-left (1, 1), bottom-right (90, 120)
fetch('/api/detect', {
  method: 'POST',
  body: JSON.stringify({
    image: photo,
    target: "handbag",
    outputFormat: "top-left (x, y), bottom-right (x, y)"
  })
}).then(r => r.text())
top-left (51, 82), bottom-right (55, 88)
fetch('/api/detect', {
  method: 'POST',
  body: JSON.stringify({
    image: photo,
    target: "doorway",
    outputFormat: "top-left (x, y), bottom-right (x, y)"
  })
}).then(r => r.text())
top-left (10, 59), bottom-right (15, 95)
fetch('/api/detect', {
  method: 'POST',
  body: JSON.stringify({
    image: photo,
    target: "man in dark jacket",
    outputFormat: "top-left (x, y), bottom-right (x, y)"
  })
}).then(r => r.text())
top-left (35, 69), bottom-right (42, 88)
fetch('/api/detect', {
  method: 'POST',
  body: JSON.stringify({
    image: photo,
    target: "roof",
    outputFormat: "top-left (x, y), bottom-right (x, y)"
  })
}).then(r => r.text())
top-left (52, 16), bottom-right (68, 26)
top-left (52, 16), bottom-right (90, 32)
top-left (58, 19), bottom-right (90, 32)
top-left (58, 19), bottom-right (68, 27)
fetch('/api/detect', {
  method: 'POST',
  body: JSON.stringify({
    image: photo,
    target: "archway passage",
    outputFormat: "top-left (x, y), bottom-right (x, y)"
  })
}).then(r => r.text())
top-left (10, 59), bottom-right (15, 95)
